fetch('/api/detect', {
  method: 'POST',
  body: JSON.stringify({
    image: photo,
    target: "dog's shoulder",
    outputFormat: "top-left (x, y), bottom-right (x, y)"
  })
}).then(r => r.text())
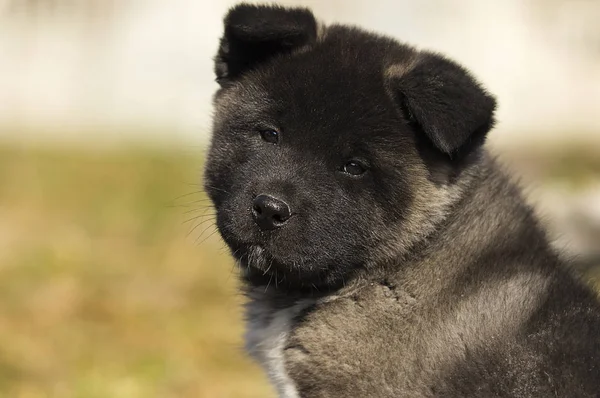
top-left (281, 281), bottom-right (423, 397)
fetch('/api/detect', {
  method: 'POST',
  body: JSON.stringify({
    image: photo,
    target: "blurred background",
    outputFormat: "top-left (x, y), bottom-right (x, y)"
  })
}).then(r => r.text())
top-left (0, 0), bottom-right (599, 397)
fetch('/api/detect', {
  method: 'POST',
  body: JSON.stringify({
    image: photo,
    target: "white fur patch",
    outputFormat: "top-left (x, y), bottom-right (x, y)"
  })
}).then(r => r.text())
top-left (245, 299), bottom-right (314, 398)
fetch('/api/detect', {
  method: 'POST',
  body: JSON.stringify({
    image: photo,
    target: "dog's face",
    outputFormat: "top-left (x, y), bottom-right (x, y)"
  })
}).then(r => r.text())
top-left (204, 5), bottom-right (496, 290)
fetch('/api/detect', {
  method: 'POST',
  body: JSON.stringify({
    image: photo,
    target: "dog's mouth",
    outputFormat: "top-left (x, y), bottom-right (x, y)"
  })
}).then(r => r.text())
top-left (227, 239), bottom-right (273, 271)
top-left (243, 244), bottom-right (270, 271)
top-left (235, 243), bottom-right (293, 286)
top-left (227, 239), bottom-right (332, 289)
top-left (235, 243), bottom-right (292, 274)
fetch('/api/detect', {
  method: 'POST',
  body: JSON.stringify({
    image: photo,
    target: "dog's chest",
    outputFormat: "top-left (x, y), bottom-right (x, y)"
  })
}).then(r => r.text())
top-left (245, 298), bottom-right (313, 398)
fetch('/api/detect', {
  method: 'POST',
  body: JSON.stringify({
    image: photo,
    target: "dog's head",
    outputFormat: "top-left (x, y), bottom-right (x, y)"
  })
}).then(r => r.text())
top-left (204, 4), bottom-right (496, 290)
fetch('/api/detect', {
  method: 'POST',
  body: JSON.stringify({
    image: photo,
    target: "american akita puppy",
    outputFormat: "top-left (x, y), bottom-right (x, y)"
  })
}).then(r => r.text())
top-left (204, 4), bottom-right (600, 397)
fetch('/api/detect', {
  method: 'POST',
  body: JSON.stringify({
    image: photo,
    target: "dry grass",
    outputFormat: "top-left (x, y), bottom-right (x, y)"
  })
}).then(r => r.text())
top-left (0, 144), bottom-right (274, 398)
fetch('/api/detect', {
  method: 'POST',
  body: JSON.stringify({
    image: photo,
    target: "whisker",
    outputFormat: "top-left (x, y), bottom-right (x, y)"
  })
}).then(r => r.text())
top-left (168, 204), bottom-right (209, 209)
top-left (166, 191), bottom-right (205, 206)
top-left (203, 185), bottom-right (232, 195)
top-left (226, 259), bottom-right (238, 285)
top-left (265, 271), bottom-right (274, 293)
top-left (244, 253), bottom-right (251, 273)
top-left (197, 228), bottom-right (220, 246)
top-left (172, 191), bottom-right (203, 200)
top-left (182, 213), bottom-right (216, 224)
top-left (181, 204), bottom-right (213, 215)
top-left (263, 258), bottom-right (274, 276)
top-left (187, 218), bottom-right (215, 237)
top-left (194, 222), bottom-right (217, 243)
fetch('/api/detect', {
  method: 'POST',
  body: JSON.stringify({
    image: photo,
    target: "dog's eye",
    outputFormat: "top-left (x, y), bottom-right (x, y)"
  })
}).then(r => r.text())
top-left (342, 160), bottom-right (367, 176)
top-left (259, 129), bottom-right (279, 144)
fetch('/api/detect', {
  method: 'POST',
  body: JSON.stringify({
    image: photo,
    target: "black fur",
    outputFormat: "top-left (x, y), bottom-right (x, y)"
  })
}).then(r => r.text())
top-left (387, 53), bottom-right (497, 157)
top-left (204, 4), bottom-right (600, 397)
top-left (215, 4), bottom-right (317, 86)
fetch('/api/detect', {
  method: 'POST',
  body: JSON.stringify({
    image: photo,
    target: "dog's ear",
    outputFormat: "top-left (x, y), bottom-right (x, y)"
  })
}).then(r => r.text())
top-left (215, 4), bottom-right (317, 87)
top-left (386, 52), bottom-right (496, 156)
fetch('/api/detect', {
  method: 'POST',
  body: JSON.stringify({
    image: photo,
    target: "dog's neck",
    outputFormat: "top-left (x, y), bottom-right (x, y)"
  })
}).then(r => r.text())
top-left (382, 152), bottom-right (555, 299)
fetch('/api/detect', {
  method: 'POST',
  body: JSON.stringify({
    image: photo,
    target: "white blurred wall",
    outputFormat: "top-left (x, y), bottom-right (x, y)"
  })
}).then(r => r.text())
top-left (0, 0), bottom-right (599, 147)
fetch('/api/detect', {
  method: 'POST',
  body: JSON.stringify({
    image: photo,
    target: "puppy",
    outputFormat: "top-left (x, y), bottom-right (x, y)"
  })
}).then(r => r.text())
top-left (204, 4), bottom-right (600, 397)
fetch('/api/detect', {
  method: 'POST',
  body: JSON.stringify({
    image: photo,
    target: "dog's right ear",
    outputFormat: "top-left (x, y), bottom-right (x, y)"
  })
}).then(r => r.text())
top-left (215, 4), bottom-right (317, 87)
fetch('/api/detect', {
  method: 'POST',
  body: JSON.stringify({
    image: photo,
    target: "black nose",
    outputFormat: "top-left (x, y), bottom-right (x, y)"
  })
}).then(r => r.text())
top-left (252, 194), bottom-right (291, 230)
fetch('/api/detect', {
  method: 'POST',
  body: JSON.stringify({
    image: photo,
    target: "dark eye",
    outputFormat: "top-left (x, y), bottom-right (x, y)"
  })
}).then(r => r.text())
top-left (342, 160), bottom-right (367, 176)
top-left (259, 129), bottom-right (279, 144)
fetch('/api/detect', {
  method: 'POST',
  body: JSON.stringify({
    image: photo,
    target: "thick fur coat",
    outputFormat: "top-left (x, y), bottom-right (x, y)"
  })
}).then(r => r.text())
top-left (204, 4), bottom-right (600, 397)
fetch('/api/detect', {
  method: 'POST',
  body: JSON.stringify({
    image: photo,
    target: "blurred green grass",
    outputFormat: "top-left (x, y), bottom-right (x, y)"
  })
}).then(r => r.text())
top-left (0, 143), bottom-right (598, 398)
top-left (0, 144), bottom-right (274, 398)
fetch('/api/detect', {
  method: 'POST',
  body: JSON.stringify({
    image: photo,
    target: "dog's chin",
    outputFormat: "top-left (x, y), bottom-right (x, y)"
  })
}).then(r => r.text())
top-left (243, 244), bottom-right (271, 272)
top-left (227, 241), bottom-right (340, 291)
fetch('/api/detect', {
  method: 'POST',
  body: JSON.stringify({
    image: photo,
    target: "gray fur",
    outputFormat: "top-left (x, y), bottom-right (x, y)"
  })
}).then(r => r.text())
top-left (205, 4), bottom-right (600, 397)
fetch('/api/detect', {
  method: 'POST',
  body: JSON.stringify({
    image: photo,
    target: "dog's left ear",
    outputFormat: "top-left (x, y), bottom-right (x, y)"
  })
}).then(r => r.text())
top-left (386, 52), bottom-right (496, 156)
